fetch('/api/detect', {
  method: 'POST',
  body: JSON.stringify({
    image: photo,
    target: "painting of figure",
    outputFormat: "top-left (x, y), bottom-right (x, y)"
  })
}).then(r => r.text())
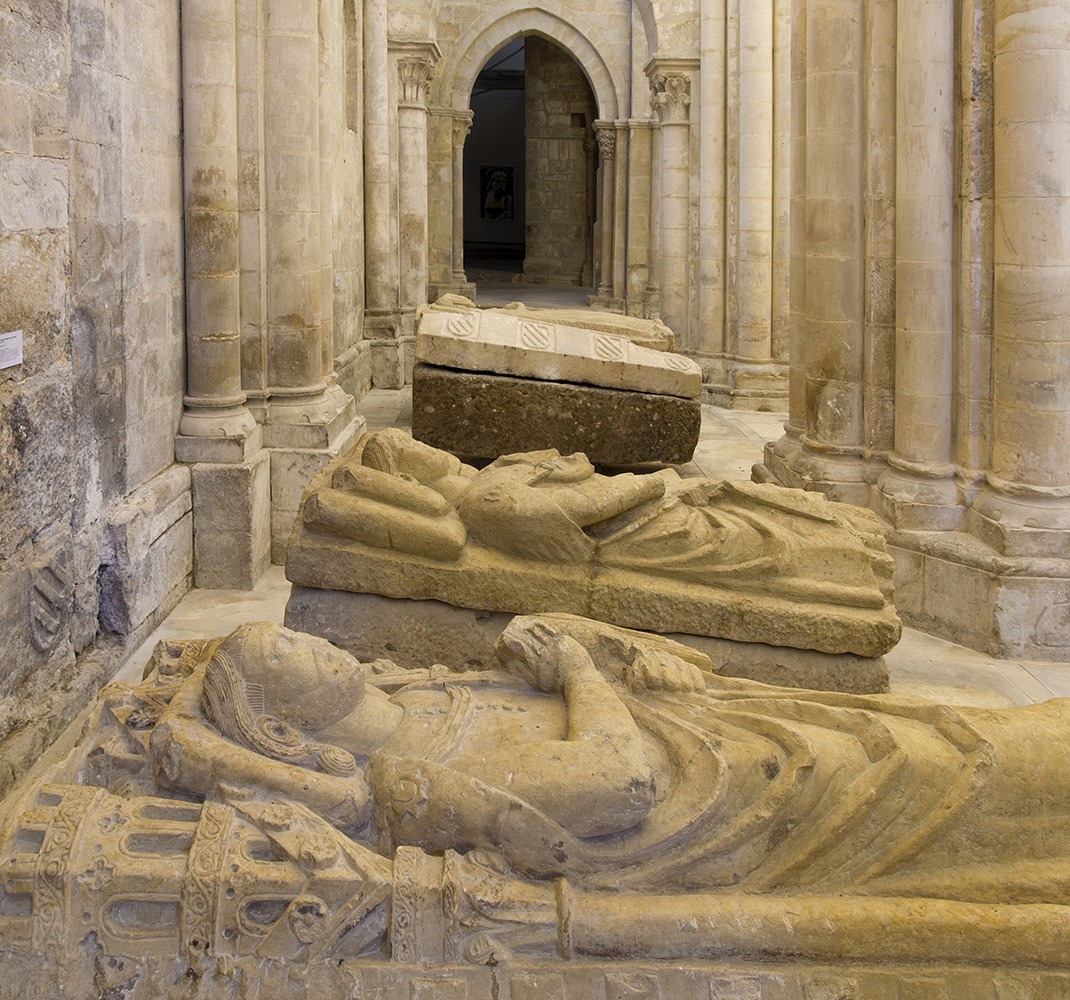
top-left (480, 165), bottom-right (515, 220)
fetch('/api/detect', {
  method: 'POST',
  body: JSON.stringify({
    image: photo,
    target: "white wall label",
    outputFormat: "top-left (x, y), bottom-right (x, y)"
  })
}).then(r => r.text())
top-left (0, 330), bottom-right (24, 370)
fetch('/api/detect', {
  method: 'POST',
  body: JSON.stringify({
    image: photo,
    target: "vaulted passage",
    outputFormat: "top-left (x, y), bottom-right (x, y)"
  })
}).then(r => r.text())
top-left (463, 37), bottom-right (597, 290)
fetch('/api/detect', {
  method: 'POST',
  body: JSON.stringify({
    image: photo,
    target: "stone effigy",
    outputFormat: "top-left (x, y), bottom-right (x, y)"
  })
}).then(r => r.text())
top-left (412, 302), bottom-right (701, 464)
top-left (2, 616), bottom-right (1069, 997)
top-left (286, 429), bottom-right (900, 659)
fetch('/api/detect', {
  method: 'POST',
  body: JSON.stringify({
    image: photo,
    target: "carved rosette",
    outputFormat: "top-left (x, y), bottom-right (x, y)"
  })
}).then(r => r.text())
top-left (651, 72), bottom-right (692, 124)
top-left (398, 56), bottom-right (434, 108)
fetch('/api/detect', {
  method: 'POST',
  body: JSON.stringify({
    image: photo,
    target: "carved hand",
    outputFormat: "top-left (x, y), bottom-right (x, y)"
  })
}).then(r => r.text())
top-left (626, 648), bottom-right (708, 694)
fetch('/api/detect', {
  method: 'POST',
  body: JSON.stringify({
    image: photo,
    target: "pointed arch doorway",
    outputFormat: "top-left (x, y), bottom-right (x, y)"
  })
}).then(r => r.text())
top-left (463, 36), bottom-right (597, 291)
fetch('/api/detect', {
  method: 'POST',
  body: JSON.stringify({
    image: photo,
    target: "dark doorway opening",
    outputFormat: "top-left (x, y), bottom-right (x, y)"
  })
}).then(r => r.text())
top-left (464, 37), bottom-right (596, 289)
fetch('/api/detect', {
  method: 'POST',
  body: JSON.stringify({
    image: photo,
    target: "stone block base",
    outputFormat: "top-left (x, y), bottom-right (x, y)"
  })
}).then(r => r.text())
top-left (759, 435), bottom-right (1070, 661)
top-left (189, 450), bottom-right (271, 589)
top-left (284, 587), bottom-right (889, 693)
top-left (411, 363), bottom-right (701, 465)
top-left (889, 530), bottom-right (1070, 660)
top-left (269, 414), bottom-right (365, 563)
top-left (5, 953), bottom-right (1066, 1000)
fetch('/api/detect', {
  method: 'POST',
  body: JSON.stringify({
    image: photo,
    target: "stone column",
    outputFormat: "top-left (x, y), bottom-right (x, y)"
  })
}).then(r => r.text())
top-left (451, 111), bottom-right (473, 288)
top-left (176, 0), bottom-right (269, 589)
top-left (262, 0), bottom-right (358, 561)
top-left (645, 116), bottom-right (662, 320)
top-left (624, 120), bottom-right (652, 313)
top-left (263, 0), bottom-right (327, 405)
top-left (583, 135), bottom-right (599, 289)
top-left (727, 0), bottom-right (788, 407)
top-left (736, 0), bottom-right (774, 366)
top-left (973, 0), bottom-right (1070, 555)
top-left (593, 122), bottom-right (616, 301)
top-left (176, 0), bottom-right (259, 459)
top-left (759, 0), bottom-right (869, 502)
top-left (877, 0), bottom-right (959, 529)
top-left (362, 0), bottom-right (400, 366)
top-left (395, 44), bottom-right (438, 343)
top-left (649, 65), bottom-right (694, 347)
top-left (699, 0), bottom-right (727, 364)
top-left (611, 122), bottom-right (628, 306)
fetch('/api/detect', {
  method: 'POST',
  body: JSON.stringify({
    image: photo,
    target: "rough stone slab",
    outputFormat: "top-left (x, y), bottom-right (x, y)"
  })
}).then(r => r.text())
top-left (284, 588), bottom-right (889, 694)
top-left (98, 464), bottom-right (192, 634)
top-left (428, 294), bottom-right (677, 351)
top-left (416, 307), bottom-right (701, 399)
top-left (411, 364), bottom-right (701, 465)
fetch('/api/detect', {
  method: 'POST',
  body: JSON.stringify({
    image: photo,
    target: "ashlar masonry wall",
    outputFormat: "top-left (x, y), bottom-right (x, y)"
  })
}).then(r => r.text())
top-left (0, 0), bottom-right (189, 794)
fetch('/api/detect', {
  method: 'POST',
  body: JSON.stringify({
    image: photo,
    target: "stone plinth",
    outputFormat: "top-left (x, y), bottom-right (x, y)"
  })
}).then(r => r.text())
top-left (411, 364), bottom-right (701, 465)
top-left (284, 587), bottom-right (889, 693)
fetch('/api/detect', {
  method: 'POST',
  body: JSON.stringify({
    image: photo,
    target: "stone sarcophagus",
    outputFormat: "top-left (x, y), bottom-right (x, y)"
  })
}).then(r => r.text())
top-left (411, 302), bottom-right (702, 465)
top-left (284, 429), bottom-right (900, 693)
top-left (2, 617), bottom-right (1069, 997)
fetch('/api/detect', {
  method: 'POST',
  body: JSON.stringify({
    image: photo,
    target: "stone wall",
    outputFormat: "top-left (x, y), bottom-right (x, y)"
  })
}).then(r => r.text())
top-left (0, 0), bottom-right (189, 794)
top-left (522, 36), bottom-right (596, 286)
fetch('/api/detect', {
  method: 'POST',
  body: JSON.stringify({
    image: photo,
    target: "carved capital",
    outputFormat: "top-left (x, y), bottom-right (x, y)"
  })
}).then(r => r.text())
top-left (595, 126), bottom-right (616, 161)
top-left (651, 73), bottom-right (691, 124)
top-left (451, 112), bottom-right (473, 148)
top-left (398, 56), bottom-right (434, 108)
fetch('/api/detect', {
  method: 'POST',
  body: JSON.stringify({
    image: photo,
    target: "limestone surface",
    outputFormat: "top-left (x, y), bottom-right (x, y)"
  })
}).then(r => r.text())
top-left (427, 293), bottom-right (678, 352)
top-left (2, 617), bottom-right (1068, 995)
top-left (416, 304), bottom-right (700, 398)
top-left (411, 363), bottom-right (701, 465)
top-left (287, 429), bottom-right (900, 657)
top-left (284, 587), bottom-right (891, 694)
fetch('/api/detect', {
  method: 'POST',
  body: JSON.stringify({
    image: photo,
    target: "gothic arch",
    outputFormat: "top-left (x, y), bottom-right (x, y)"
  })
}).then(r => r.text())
top-left (431, 2), bottom-right (623, 120)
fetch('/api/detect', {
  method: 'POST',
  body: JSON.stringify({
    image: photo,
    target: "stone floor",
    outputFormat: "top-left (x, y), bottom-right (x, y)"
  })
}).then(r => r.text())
top-left (120, 385), bottom-right (1070, 710)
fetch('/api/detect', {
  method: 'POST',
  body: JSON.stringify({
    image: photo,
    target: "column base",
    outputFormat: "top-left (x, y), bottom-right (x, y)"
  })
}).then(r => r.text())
top-left (969, 482), bottom-right (1070, 559)
top-left (175, 406), bottom-right (262, 464)
top-left (888, 524), bottom-right (1070, 660)
top-left (371, 337), bottom-right (416, 388)
top-left (876, 463), bottom-right (964, 531)
top-left (703, 361), bottom-right (789, 412)
top-left (429, 280), bottom-right (475, 302)
top-left (754, 431), bottom-right (874, 506)
top-left (189, 449), bottom-right (272, 589)
top-left (264, 384), bottom-right (358, 450)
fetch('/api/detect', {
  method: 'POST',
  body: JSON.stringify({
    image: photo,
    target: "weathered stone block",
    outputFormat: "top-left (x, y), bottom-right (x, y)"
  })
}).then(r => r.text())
top-left (411, 363), bottom-right (701, 465)
top-left (99, 465), bottom-right (192, 634)
top-left (0, 377), bottom-right (75, 561)
top-left (269, 417), bottom-right (366, 564)
top-left (190, 451), bottom-right (271, 589)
